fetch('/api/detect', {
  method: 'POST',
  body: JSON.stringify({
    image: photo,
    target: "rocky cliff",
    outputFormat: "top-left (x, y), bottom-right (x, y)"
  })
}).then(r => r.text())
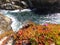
top-left (0, 0), bottom-right (60, 13)
top-left (0, 0), bottom-right (25, 10)
top-left (25, 0), bottom-right (60, 14)
top-left (0, 14), bottom-right (12, 34)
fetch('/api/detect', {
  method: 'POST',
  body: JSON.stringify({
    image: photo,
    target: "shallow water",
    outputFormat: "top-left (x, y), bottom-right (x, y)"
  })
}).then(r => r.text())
top-left (0, 10), bottom-right (60, 31)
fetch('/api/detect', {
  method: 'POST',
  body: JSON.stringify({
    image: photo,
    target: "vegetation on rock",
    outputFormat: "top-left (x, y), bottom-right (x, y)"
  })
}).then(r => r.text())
top-left (15, 22), bottom-right (60, 45)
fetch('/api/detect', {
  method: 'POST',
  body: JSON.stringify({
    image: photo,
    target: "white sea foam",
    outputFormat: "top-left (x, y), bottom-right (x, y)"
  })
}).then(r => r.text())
top-left (5, 14), bottom-right (22, 32)
top-left (0, 9), bottom-right (31, 13)
top-left (8, 9), bottom-right (20, 13)
top-left (0, 9), bottom-right (31, 31)
top-left (21, 9), bottom-right (31, 12)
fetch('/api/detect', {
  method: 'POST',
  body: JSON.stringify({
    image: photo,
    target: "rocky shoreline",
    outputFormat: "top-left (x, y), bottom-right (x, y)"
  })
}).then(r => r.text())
top-left (0, 0), bottom-right (28, 10)
top-left (0, 0), bottom-right (60, 14)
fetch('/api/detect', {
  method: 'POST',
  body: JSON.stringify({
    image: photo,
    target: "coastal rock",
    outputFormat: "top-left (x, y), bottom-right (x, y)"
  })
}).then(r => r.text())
top-left (0, 0), bottom-right (27, 10)
top-left (0, 3), bottom-right (23, 10)
top-left (0, 0), bottom-right (60, 13)
top-left (21, 0), bottom-right (60, 14)
top-left (0, 14), bottom-right (12, 34)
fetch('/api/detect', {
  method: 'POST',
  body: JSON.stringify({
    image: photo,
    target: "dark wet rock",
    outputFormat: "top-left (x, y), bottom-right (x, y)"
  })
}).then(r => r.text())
top-left (22, 0), bottom-right (60, 14)
top-left (0, 0), bottom-right (60, 14)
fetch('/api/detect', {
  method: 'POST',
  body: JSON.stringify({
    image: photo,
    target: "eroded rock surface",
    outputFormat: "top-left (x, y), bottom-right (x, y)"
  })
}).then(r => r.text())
top-left (0, 14), bottom-right (12, 34)
top-left (0, 0), bottom-right (27, 10)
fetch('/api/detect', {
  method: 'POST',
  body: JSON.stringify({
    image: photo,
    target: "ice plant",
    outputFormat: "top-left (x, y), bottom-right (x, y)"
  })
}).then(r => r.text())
top-left (15, 22), bottom-right (60, 45)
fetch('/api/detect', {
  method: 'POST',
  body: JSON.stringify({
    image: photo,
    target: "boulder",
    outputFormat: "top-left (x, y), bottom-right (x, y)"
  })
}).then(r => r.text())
top-left (0, 0), bottom-right (27, 10)
top-left (0, 14), bottom-right (12, 34)
top-left (0, 3), bottom-right (22, 10)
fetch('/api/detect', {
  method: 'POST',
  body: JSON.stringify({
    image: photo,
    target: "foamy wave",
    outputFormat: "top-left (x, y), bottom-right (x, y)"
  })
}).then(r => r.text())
top-left (0, 9), bottom-right (31, 14)
top-left (0, 9), bottom-right (31, 31)
top-left (5, 14), bottom-right (22, 32)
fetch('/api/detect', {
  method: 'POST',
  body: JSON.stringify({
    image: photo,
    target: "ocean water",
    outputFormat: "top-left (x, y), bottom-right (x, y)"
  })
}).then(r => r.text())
top-left (0, 9), bottom-right (60, 31)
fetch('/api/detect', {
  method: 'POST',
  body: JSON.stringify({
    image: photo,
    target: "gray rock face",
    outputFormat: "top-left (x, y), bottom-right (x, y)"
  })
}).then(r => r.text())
top-left (0, 3), bottom-right (22, 10)
top-left (0, 14), bottom-right (12, 34)
top-left (0, 0), bottom-right (60, 13)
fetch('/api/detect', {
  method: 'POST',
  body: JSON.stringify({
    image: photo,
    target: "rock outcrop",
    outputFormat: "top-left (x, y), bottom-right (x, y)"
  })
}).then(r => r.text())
top-left (0, 14), bottom-right (12, 34)
top-left (22, 0), bottom-right (60, 14)
top-left (0, 0), bottom-right (28, 10)
top-left (0, 0), bottom-right (60, 13)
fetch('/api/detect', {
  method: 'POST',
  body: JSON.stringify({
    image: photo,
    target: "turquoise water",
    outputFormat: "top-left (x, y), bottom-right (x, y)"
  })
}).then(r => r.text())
top-left (7, 11), bottom-right (60, 24)
top-left (1, 10), bottom-right (60, 31)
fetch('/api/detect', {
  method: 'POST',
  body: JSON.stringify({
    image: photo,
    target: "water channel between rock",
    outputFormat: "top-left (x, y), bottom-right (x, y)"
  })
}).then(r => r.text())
top-left (0, 9), bottom-right (60, 31)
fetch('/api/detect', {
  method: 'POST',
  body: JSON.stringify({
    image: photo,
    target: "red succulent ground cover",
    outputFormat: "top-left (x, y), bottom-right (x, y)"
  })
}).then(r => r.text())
top-left (15, 22), bottom-right (60, 45)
